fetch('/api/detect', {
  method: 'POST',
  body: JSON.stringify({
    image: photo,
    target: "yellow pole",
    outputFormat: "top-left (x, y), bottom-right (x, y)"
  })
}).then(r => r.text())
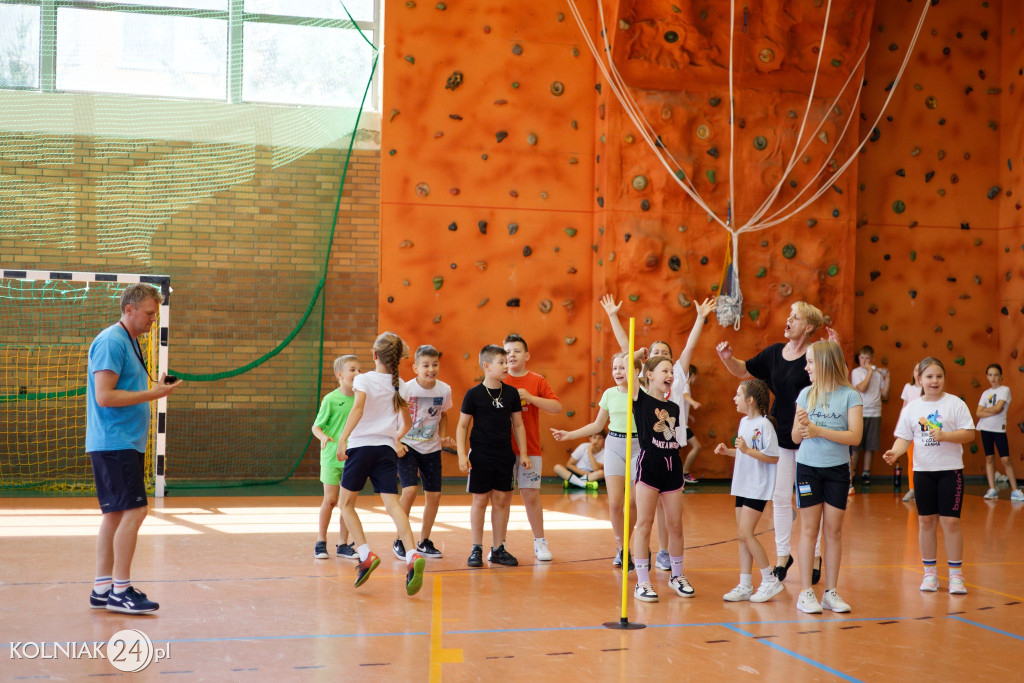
top-left (619, 318), bottom-right (636, 622)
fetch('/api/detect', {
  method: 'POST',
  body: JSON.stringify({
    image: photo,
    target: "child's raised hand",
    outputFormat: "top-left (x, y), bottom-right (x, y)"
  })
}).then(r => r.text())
top-left (550, 428), bottom-right (569, 441)
top-left (716, 341), bottom-right (734, 361)
top-left (600, 294), bottom-right (621, 315)
top-left (695, 297), bottom-right (717, 318)
top-left (826, 326), bottom-right (840, 343)
top-left (882, 449), bottom-right (899, 465)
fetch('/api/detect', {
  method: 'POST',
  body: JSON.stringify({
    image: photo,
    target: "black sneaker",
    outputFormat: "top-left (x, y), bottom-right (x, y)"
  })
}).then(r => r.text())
top-left (613, 548), bottom-right (635, 571)
top-left (89, 589), bottom-right (109, 609)
top-left (106, 586), bottom-right (159, 614)
top-left (393, 539), bottom-right (406, 561)
top-left (861, 473), bottom-right (871, 486)
top-left (488, 544), bottom-right (518, 566)
top-left (336, 543), bottom-right (359, 560)
top-left (314, 541), bottom-right (329, 559)
top-left (416, 538), bottom-right (443, 558)
top-left (354, 552), bottom-right (381, 587)
top-left (467, 545), bottom-right (484, 567)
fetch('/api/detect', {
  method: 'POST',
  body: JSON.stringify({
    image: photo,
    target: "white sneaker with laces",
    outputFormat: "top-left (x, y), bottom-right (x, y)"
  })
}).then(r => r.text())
top-left (668, 574), bottom-right (695, 597)
top-left (750, 576), bottom-right (785, 603)
top-left (634, 582), bottom-right (659, 602)
top-left (723, 583), bottom-right (754, 602)
top-left (534, 538), bottom-right (552, 561)
top-left (1011, 489), bottom-right (1024, 502)
top-left (821, 588), bottom-right (851, 613)
top-left (919, 574), bottom-right (939, 592)
top-left (984, 488), bottom-right (999, 500)
top-left (949, 574), bottom-right (967, 594)
top-left (796, 588), bottom-right (823, 614)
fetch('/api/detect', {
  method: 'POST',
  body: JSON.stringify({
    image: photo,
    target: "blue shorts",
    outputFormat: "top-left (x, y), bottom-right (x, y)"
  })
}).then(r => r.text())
top-left (89, 449), bottom-right (148, 513)
top-left (397, 447), bottom-right (442, 492)
top-left (341, 445), bottom-right (400, 494)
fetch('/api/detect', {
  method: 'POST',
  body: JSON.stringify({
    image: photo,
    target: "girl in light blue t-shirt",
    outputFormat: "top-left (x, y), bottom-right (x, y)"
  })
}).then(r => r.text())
top-left (792, 341), bottom-right (863, 616)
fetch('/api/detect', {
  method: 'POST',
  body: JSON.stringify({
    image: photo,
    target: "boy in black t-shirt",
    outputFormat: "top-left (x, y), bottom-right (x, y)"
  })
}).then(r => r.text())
top-left (457, 345), bottom-right (529, 568)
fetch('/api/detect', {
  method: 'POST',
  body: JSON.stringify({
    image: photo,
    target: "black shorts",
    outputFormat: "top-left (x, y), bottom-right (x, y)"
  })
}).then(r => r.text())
top-left (735, 496), bottom-right (768, 513)
top-left (634, 449), bottom-right (684, 493)
top-left (980, 431), bottom-right (1010, 459)
top-left (466, 454), bottom-right (515, 494)
top-left (89, 449), bottom-right (148, 513)
top-left (685, 427), bottom-right (694, 441)
top-left (914, 469), bottom-right (963, 518)
top-left (341, 445), bottom-right (400, 494)
top-left (397, 447), bottom-right (443, 492)
top-left (796, 462), bottom-right (850, 510)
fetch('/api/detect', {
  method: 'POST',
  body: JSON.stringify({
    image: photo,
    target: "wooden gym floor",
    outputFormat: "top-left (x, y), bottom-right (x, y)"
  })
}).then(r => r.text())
top-left (2, 482), bottom-right (1022, 681)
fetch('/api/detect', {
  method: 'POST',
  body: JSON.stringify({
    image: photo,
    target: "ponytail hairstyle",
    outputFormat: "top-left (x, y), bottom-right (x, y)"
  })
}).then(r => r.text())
top-left (917, 356), bottom-right (945, 379)
top-left (372, 331), bottom-right (408, 413)
top-left (640, 355), bottom-right (672, 390)
top-left (805, 340), bottom-right (854, 412)
top-left (740, 379), bottom-right (778, 431)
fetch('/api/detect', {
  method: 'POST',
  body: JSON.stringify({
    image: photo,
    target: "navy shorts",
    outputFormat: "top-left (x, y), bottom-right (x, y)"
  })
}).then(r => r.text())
top-left (735, 496), bottom-right (768, 513)
top-left (796, 462), bottom-right (850, 510)
top-left (914, 469), bottom-right (963, 518)
top-left (397, 447), bottom-right (442, 492)
top-left (980, 431), bottom-right (1010, 459)
top-left (466, 454), bottom-right (515, 494)
top-left (89, 449), bottom-right (148, 513)
top-left (634, 449), bottom-right (683, 493)
top-left (341, 445), bottom-right (400, 494)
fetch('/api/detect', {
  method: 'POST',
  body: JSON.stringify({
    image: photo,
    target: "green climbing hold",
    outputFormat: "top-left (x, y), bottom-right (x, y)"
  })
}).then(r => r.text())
top-left (954, 357), bottom-right (965, 366)
top-left (564, 227), bottom-right (578, 237)
top-left (970, 443), bottom-right (978, 454)
top-left (706, 170), bottom-right (717, 183)
top-left (753, 136), bottom-right (767, 150)
top-left (675, 169), bottom-right (686, 181)
top-left (756, 267), bottom-right (767, 278)
top-left (830, 58), bottom-right (842, 67)
top-left (628, 294), bottom-right (639, 302)
top-left (432, 277), bottom-right (444, 290)
top-left (749, 309), bottom-right (760, 321)
top-left (910, 251), bottom-right (917, 261)
top-left (511, 82), bottom-right (519, 88)
top-left (782, 244), bottom-right (797, 259)
top-left (893, 200), bottom-right (906, 214)
top-left (827, 264), bottom-right (839, 277)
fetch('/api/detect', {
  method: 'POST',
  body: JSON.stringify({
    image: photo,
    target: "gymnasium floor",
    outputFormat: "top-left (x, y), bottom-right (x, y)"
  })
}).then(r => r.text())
top-left (2, 482), bottom-right (1022, 681)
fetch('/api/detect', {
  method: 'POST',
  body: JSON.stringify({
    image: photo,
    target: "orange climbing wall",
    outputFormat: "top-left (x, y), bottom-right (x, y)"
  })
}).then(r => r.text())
top-left (381, 0), bottom-right (1023, 478)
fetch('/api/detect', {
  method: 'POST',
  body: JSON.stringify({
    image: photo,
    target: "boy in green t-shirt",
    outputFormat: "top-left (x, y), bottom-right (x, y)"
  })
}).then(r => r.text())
top-left (312, 355), bottom-right (360, 560)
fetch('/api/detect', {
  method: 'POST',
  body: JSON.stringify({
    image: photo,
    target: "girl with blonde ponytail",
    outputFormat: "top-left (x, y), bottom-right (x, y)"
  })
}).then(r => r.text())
top-left (336, 332), bottom-right (426, 596)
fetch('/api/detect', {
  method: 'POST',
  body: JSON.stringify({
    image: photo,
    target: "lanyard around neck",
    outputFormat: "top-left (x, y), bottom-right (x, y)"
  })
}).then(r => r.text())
top-left (119, 321), bottom-right (156, 382)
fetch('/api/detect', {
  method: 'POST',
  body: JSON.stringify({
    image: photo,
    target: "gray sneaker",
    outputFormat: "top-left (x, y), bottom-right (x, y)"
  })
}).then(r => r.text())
top-left (655, 549), bottom-right (671, 571)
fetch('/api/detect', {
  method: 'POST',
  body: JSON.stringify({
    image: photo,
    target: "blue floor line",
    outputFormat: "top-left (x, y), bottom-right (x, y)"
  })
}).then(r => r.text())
top-left (947, 615), bottom-right (1024, 641)
top-left (723, 624), bottom-right (862, 682)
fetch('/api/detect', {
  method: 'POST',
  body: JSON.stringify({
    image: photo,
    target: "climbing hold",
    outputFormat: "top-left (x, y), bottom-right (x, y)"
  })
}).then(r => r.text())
top-left (624, 233), bottom-right (631, 242)
top-left (632, 175), bottom-right (648, 191)
top-left (664, 30), bottom-right (679, 43)
top-left (506, 298), bottom-right (520, 307)
top-left (448, 222), bottom-right (458, 231)
top-left (759, 48), bottom-right (774, 62)
top-left (567, 267), bottom-right (577, 275)
top-left (896, 169), bottom-right (906, 177)
top-left (565, 337), bottom-right (578, 345)
top-left (892, 200), bottom-right (906, 214)
top-left (387, 296), bottom-right (394, 303)
top-left (445, 71), bottom-right (464, 90)
top-left (870, 128), bottom-right (881, 143)
top-left (832, 209), bottom-right (839, 218)
top-left (596, 196), bottom-right (604, 207)
top-left (925, 95), bottom-right (938, 109)
top-left (564, 227), bottom-right (577, 237)
top-left (550, 82), bottom-right (565, 96)
top-left (562, 299), bottom-right (575, 310)
top-left (527, 133), bottom-right (538, 146)
top-left (668, 255), bottom-right (681, 271)
top-left (478, 220), bottom-right (487, 234)
top-left (911, 146), bottom-right (920, 156)
top-left (609, 251), bottom-right (616, 262)
top-left (449, 187), bottom-right (460, 196)
top-left (475, 260), bottom-right (487, 271)
top-left (402, 279), bottom-right (410, 286)
top-left (511, 82), bottom-right (519, 89)
top-left (405, 55), bottom-right (415, 64)
top-left (696, 124), bottom-right (710, 140)
top-left (830, 58), bottom-right (842, 67)
top-left (495, 131), bottom-right (508, 143)
top-left (538, 299), bottom-right (553, 314)
top-left (954, 357), bottom-right (965, 366)
top-left (640, 199), bottom-right (650, 211)
top-left (644, 318), bottom-right (653, 326)
top-left (756, 267), bottom-right (767, 278)
top-left (678, 293), bottom-right (692, 308)
top-left (433, 314), bottom-right (442, 324)
top-left (753, 136), bottom-right (767, 150)
top-left (827, 264), bottom-right (839, 277)
top-left (782, 244), bottom-right (797, 259)
top-left (507, 223), bottom-right (518, 235)
top-left (910, 251), bottom-right (916, 261)
top-left (818, 131), bottom-right (828, 144)
top-left (450, 263), bottom-right (457, 269)
top-left (925, 171), bottom-right (934, 182)
top-left (870, 271), bottom-right (881, 281)
top-left (415, 182), bottom-right (430, 197)
top-left (987, 186), bottom-right (1001, 199)
top-left (707, 147), bottom-right (720, 159)
top-left (618, 19), bottom-right (630, 30)
top-left (512, 44), bottom-right (523, 55)
top-left (523, 246), bottom-right (532, 257)
top-left (706, 170), bottom-right (717, 183)
top-left (700, 256), bottom-right (708, 265)
top-left (400, 240), bottom-right (414, 248)
top-left (477, 298), bottom-right (489, 308)
top-left (749, 309), bottom-right (760, 321)
top-left (433, 277), bottom-right (444, 290)
top-left (389, 149), bottom-right (397, 156)
top-left (405, 1), bottom-right (415, 6)
top-left (510, 190), bottom-right (519, 198)
top-left (909, 290), bottom-right (917, 299)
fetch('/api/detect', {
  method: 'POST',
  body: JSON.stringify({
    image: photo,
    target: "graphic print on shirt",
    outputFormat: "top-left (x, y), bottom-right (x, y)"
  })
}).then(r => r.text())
top-left (406, 396), bottom-right (445, 442)
top-left (917, 409), bottom-right (943, 447)
top-left (653, 408), bottom-right (676, 440)
top-left (987, 394), bottom-right (999, 407)
top-left (750, 427), bottom-right (764, 452)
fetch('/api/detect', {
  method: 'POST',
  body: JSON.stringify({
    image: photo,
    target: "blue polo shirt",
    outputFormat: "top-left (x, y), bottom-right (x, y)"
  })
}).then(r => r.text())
top-left (86, 323), bottom-right (150, 453)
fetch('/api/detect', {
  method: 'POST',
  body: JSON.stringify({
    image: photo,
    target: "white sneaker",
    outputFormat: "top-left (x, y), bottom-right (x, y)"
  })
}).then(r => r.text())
top-left (668, 574), bottom-right (695, 597)
top-left (534, 538), bottom-right (552, 561)
top-left (821, 588), bottom-right (851, 613)
top-left (995, 471), bottom-right (1010, 484)
top-left (634, 582), bottom-right (659, 602)
top-left (984, 488), bottom-right (999, 500)
top-left (949, 574), bottom-right (967, 595)
top-left (750, 576), bottom-right (785, 603)
top-left (1011, 489), bottom-right (1024, 502)
top-left (723, 583), bottom-right (754, 602)
top-left (919, 574), bottom-right (939, 592)
top-left (902, 489), bottom-right (916, 502)
top-left (796, 588), bottom-right (823, 614)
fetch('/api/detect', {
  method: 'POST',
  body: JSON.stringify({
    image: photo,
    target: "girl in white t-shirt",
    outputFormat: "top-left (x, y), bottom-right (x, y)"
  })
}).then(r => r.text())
top-left (336, 332), bottom-right (425, 596)
top-left (554, 432), bottom-right (605, 488)
top-left (899, 365), bottom-right (924, 502)
top-left (884, 357), bottom-right (976, 594)
top-left (552, 352), bottom-right (638, 568)
top-left (715, 379), bottom-right (783, 603)
top-left (976, 363), bottom-right (1022, 501)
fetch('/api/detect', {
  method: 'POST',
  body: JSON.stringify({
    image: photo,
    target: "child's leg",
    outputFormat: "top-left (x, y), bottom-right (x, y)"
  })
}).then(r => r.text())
top-left (1001, 457), bottom-right (1019, 489)
top-left (470, 493), bottom-right (489, 546)
top-left (985, 454), bottom-right (998, 490)
top-left (421, 491), bottom-right (441, 541)
top-left (632, 484), bottom-right (660, 587)
top-left (519, 487), bottom-right (544, 538)
top-left (660, 490), bottom-right (684, 565)
top-left (850, 448), bottom-right (862, 480)
top-left (553, 464), bottom-right (571, 481)
top-left (655, 498), bottom-right (669, 551)
top-left (798, 503), bottom-right (823, 589)
top-left (380, 492), bottom-right (416, 552)
top-left (822, 504), bottom-right (845, 589)
top-left (683, 436), bottom-right (701, 474)
top-left (918, 514), bottom-right (939, 561)
top-left (861, 450), bottom-right (873, 476)
top-left (490, 490), bottom-right (514, 548)
top-left (589, 469), bottom-right (604, 482)
top-left (338, 488), bottom-right (367, 548)
top-left (606, 475), bottom-right (626, 547)
top-left (738, 505), bottom-right (769, 572)
top-left (399, 485), bottom-right (418, 518)
top-left (319, 484), bottom-right (339, 543)
top-left (939, 516), bottom-right (963, 563)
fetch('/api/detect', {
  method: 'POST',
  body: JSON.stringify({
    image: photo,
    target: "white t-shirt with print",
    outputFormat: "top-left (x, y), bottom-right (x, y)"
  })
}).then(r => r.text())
top-left (977, 386), bottom-right (1011, 433)
top-left (901, 383), bottom-right (922, 404)
top-left (348, 371), bottom-right (411, 450)
top-left (569, 442), bottom-right (604, 472)
top-left (401, 378), bottom-right (453, 453)
top-left (730, 415), bottom-right (779, 501)
top-left (894, 393), bottom-right (975, 471)
top-left (851, 366), bottom-right (888, 418)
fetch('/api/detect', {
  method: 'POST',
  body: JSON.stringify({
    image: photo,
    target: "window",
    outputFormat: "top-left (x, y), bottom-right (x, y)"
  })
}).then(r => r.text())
top-left (0, 0), bottom-right (379, 108)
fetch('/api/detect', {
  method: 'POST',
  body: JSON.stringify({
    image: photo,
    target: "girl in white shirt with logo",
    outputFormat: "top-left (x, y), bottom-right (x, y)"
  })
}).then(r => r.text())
top-left (976, 363), bottom-right (1022, 501)
top-left (884, 357), bottom-right (975, 594)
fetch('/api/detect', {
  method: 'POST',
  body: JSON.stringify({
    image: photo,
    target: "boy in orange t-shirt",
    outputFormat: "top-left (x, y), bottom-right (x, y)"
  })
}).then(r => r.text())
top-left (503, 334), bottom-right (562, 561)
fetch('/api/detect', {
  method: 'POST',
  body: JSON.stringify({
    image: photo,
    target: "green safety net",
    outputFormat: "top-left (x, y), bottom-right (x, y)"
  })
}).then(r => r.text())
top-left (0, 2), bottom-right (377, 490)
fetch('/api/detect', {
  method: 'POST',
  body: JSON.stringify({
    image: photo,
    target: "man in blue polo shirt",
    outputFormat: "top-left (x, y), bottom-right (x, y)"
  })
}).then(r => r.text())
top-left (86, 283), bottom-right (183, 614)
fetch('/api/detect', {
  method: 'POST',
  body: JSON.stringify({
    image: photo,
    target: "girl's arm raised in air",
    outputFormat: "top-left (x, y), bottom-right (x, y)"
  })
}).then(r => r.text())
top-left (676, 298), bottom-right (718, 372)
top-left (600, 295), bottom-right (630, 353)
top-left (551, 407), bottom-right (610, 442)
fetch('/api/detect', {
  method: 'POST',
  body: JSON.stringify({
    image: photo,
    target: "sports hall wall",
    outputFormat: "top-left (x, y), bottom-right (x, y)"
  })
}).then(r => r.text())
top-left (380, 0), bottom-right (1024, 478)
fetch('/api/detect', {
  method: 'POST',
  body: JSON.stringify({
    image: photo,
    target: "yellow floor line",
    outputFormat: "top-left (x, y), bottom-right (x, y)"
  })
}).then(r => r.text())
top-left (429, 575), bottom-right (463, 682)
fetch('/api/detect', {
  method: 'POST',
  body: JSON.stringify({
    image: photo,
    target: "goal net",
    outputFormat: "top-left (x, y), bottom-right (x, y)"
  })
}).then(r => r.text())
top-left (0, 271), bottom-right (169, 494)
